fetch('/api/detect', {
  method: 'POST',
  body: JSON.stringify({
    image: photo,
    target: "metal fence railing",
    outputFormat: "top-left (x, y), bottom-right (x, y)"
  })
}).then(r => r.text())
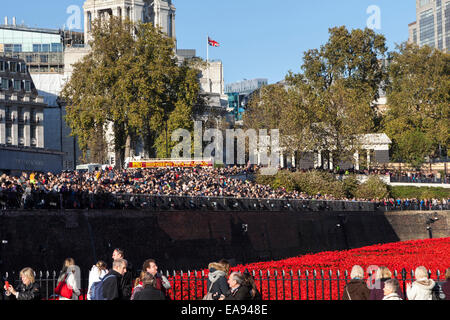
top-left (1, 191), bottom-right (449, 212)
top-left (390, 176), bottom-right (450, 184)
top-left (1, 268), bottom-right (446, 301)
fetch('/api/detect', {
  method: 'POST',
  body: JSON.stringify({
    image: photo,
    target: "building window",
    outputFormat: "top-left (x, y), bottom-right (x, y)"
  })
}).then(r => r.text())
top-left (51, 43), bottom-right (62, 52)
top-left (33, 44), bottom-right (41, 52)
top-left (41, 44), bottom-right (50, 52)
top-left (24, 80), bottom-right (31, 92)
top-left (4, 44), bottom-right (13, 53)
top-left (6, 123), bottom-right (12, 145)
top-left (18, 125), bottom-right (24, 146)
top-left (2, 78), bottom-right (9, 90)
top-left (9, 62), bottom-right (17, 73)
top-left (0, 61), bottom-right (4, 72)
top-left (14, 80), bottom-right (21, 91)
top-left (420, 8), bottom-right (436, 47)
top-left (13, 44), bottom-right (22, 53)
top-left (30, 125), bottom-right (37, 147)
top-left (88, 11), bottom-right (92, 31)
top-left (40, 55), bottom-right (48, 63)
top-left (20, 63), bottom-right (27, 73)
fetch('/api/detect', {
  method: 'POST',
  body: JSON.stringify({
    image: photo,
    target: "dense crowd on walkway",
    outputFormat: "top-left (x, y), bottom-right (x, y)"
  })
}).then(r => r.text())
top-left (2, 249), bottom-right (449, 301)
top-left (0, 166), bottom-right (449, 210)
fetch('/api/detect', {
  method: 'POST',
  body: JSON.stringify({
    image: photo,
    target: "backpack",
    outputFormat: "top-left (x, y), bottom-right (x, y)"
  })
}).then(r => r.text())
top-left (90, 274), bottom-right (116, 300)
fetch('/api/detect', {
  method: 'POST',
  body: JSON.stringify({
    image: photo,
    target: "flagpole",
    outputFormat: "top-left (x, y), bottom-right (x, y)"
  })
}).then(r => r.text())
top-left (207, 34), bottom-right (210, 93)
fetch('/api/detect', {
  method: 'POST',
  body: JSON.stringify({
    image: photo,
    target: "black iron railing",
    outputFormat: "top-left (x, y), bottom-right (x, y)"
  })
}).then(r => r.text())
top-left (1, 268), bottom-right (446, 301)
top-left (1, 191), bottom-right (449, 212)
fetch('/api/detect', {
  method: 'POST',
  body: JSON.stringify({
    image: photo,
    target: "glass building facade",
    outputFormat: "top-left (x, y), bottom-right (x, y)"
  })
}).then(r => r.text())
top-left (410, 0), bottom-right (450, 52)
top-left (0, 26), bottom-right (64, 73)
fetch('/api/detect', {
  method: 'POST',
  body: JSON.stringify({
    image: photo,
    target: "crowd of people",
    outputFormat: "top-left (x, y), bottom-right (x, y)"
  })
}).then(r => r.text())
top-left (341, 265), bottom-right (449, 301)
top-left (1, 166), bottom-right (449, 211)
top-left (2, 250), bottom-right (449, 301)
top-left (1, 249), bottom-right (263, 301)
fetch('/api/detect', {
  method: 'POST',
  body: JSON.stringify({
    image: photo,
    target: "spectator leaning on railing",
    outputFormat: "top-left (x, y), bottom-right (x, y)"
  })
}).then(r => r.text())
top-left (0, 168), bottom-right (448, 210)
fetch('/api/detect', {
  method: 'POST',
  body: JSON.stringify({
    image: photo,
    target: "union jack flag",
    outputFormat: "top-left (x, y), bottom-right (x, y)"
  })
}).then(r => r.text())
top-left (208, 37), bottom-right (220, 47)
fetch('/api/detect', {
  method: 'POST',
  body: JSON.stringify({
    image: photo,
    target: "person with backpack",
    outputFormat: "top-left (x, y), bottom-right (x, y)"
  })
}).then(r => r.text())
top-left (87, 261), bottom-right (108, 300)
top-left (92, 258), bottom-right (127, 300)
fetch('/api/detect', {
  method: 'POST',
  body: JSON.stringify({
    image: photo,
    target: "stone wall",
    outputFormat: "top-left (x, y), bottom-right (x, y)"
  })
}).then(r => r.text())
top-left (0, 209), bottom-right (448, 273)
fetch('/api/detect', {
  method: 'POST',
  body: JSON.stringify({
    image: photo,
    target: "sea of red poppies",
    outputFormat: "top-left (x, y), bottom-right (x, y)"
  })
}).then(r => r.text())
top-left (168, 238), bottom-right (450, 300)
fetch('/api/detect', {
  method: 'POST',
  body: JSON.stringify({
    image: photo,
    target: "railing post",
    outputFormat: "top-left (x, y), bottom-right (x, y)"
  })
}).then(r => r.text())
top-left (282, 270), bottom-right (286, 301)
top-left (274, 270), bottom-right (278, 301)
top-left (329, 270), bottom-right (333, 301)
top-left (180, 270), bottom-right (184, 301)
top-left (313, 269), bottom-right (317, 301)
top-left (401, 268), bottom-right (407, 300)
top-left (321, 269), bottom-right (325, 301)
top-left (337, 270), bottom-right (341, 300)
top-left (187, 271), bottom-right (191, 301)
top-left (259, 270), bottom-right (263, 300)
top-left (305, 270), bottom-right (309, 300)
top-left (297, 270), bottom-right (301, 301)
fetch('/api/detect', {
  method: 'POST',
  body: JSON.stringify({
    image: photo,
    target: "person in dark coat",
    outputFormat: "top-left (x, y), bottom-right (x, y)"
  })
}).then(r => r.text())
top-left (369, 266), bottom-right (404, 300)
top-left (243, 270), bottom-right (262, 300)
top-left (342, 265), bottom-right (370, 300)
top-left (112, 248), bottom-right (133, 300)
top-left (219, 272), bottom-right (253, 301)
top-left (442, 268), bottom-right (450, 300)
top-left (133, 273), bottom-right (166, 301)
top-left (207, 260), bottom-right (231, 298)
top-left (3, 267), bottom-right (41, 301)
top-left (102, 258), bottom-right (127, 300)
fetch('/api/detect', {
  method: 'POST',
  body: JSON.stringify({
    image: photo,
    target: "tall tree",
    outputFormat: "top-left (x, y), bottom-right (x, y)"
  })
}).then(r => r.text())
top-left (286, 26), bottom-right (387, 162)
top-left (383, 42), bottom-right (450, 167)
top-left (61, 17), bottom-right (204, 166)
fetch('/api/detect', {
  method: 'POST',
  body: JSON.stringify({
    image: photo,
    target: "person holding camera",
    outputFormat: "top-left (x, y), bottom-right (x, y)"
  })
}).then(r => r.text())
top-left (3, 268), bottom-right (40, 300)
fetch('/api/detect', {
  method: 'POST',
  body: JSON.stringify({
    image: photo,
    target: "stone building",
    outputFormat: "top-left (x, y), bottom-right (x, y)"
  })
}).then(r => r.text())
top-left (0, 56), bottom-right (63, 174)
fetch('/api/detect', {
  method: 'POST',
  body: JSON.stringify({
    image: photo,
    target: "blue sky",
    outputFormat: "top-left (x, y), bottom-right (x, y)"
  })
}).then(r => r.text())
top-left (2, 0), bottom-right (416, 84)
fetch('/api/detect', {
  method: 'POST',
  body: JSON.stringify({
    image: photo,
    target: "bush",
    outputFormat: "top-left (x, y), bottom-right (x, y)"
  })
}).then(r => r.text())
top-left (355, 176), bottom-right (390, 200)
top-left (341, 175), bottom-right (359, 198)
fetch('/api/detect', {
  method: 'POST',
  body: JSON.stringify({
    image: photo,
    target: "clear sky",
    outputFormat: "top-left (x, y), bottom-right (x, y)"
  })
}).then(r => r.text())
top-left (2, 0), bottom-right (416, 84)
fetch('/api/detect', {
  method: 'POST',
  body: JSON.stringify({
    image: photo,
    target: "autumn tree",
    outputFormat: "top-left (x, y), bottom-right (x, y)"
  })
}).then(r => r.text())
top-left (382, 42), bottom-right (450, 168)
top-left (244, 26), bottom-right (388, 164)
top-left (61, 17), bottom-right (204, 167)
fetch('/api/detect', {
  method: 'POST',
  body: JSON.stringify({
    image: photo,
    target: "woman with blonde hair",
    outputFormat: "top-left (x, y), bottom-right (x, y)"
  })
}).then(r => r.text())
top-left (130, 271), bottom-right (147, 300)
top-left (406, 266), bottom-right (436, 300)
top-left (87, 260), bottom-right (108, 300)
top-left (204, 259), bottom-right (231, 300)
top-left (3, 267), bottom-right (41, 300)
top-left (369, 266), bottom-right (404, 300)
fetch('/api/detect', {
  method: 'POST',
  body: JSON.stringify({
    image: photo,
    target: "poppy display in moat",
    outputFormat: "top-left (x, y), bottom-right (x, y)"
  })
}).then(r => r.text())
top-left (167, 238), bottom-right (450, 300)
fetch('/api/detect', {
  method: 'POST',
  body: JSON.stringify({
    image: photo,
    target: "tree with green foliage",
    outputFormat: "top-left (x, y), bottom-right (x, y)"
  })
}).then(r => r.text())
top-left (383, 43), bottom-right (450, 168)
top-left (61, 17), bottom-right (204, 167)
top-left (244, 26), bottom-right (388, 164)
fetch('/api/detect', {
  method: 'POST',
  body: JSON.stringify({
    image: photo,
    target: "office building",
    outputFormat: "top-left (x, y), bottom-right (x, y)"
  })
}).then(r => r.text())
top-left (408, 0), bottom-right (450, 52)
